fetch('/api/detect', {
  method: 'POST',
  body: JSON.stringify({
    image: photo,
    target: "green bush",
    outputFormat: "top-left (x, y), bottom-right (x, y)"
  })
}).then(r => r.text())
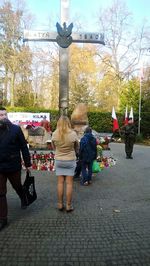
top-left (5, 106), bottom-right (150, 137)
top-left (136, 134), bottom-right (144, 143)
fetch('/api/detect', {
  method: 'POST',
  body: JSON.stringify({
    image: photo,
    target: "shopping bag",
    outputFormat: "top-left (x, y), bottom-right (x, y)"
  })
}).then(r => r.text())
top-left (92, 160), bottom-right (101, 173)
top-left (23, 171), bottom-right (37, 205)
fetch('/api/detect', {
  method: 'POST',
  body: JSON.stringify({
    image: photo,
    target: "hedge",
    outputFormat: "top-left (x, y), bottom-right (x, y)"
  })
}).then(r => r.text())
top-left (5, 107), bottom-right (150, 137)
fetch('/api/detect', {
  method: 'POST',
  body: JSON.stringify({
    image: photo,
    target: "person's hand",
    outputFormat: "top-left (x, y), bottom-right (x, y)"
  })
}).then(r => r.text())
top-left (76, 153), bottom-right (79, 159)
top-left (25, 167), bottom-right (32, 173)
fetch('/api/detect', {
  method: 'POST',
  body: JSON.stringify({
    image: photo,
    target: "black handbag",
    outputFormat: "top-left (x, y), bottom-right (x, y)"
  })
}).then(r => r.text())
top-left (23, 171), bottom-right (37, 206)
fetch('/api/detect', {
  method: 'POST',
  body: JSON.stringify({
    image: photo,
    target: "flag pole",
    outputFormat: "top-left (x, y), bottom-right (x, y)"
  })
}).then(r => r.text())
top-left (138, 77), bottom-right (142, 135)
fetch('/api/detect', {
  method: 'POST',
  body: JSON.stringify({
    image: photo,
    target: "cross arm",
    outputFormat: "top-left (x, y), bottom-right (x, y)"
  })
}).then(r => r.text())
top-left (23, 30), bottom-right (105, 45)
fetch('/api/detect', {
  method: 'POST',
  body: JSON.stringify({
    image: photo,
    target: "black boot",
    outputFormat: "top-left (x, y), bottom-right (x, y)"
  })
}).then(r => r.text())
top-left (0, 218), bottom-right (7, 231)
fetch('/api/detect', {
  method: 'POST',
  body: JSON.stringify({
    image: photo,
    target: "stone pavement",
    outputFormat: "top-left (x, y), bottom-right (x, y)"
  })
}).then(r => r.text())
top-left (0, 143), bottom-right (150, 266)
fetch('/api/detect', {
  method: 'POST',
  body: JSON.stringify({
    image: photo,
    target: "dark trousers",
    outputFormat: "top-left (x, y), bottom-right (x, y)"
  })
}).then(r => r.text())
top-left (74, 160), bottom-right (82, 178)
top-left (125, 137), bottom-right (134, 157)
top-left (81, 161), bottom-right (93, 184)
top-left (0, 171), bottom-right (24, 219)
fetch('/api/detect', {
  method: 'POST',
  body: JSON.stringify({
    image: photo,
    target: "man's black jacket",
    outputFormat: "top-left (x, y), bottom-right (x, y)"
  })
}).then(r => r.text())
top-left (0, 119), bottom-right (31, 172)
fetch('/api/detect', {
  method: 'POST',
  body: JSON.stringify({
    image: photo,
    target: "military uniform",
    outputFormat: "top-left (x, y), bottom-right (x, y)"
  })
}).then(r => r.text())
top-left (121, 122), bottom-right (137, 159)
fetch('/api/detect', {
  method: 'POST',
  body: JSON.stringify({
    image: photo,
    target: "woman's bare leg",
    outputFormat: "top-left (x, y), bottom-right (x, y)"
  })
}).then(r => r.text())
top-left (57, 175), bottom-right (65, 209)
top-left (66, 176), bottom-right (73, 211)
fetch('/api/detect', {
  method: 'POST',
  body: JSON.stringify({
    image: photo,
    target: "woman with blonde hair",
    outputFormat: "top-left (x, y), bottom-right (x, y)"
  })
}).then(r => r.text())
top-left (52, 115), bottom-right (79, 212)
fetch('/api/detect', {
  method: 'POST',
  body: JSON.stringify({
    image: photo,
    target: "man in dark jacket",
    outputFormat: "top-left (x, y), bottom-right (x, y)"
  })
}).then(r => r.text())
top-left (121, 118), bottom-right (137, 159)
top-left (0, 107), bottom-right (31, 231)
top-left (79, 127), bottom-right (97, 185)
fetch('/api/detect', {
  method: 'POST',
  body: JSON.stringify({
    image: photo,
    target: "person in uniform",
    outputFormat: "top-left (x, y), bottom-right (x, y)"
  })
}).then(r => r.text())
top-left (121, 118), bottom-right (137, 159)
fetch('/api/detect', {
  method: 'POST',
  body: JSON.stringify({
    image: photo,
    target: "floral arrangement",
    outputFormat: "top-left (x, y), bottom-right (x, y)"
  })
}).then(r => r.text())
top-left (99, 157), bottom-right (116, 169)
top-left (99, 136), bottom-right (109, 144)
top-left (22, 151), bottom-right (55, 171)
top-left (97, 145), bottom-right (103, 160)
top-left (22, 146), bottom-right (115, 172)
top-left (96, 136), bottom-right (110, 150)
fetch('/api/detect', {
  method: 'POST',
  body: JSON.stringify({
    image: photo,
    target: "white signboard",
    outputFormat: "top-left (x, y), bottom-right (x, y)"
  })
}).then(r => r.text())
top-left (8, 112), bottom-right (50, 126)
top-left (23, 30), bottom-right (105, 44)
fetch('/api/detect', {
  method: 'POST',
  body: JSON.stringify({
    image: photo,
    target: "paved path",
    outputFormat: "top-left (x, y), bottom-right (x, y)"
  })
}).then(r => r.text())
top-left (0, 143), bottom-right (150, 266)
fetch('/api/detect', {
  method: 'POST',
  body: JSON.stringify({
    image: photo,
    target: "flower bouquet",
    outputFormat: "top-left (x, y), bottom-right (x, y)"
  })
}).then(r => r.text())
top-left (99, 136), bottom-right (110, 150)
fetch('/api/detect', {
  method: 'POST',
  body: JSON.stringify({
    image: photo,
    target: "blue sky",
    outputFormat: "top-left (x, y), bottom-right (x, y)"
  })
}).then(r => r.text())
top-left (26, 0), bottom-right (150, 31)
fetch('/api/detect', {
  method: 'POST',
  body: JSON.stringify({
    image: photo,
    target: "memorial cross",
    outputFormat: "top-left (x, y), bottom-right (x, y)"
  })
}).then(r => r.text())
top-left (23, 0), bottom-right (105, 115)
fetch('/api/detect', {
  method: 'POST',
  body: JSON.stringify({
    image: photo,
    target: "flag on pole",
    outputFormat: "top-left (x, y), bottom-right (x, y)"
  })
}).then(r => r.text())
top-left (112, 106), bottom-right (119, 132)
top-left (124, 106), bottom-right (128, 125)
top-left (129, 107), bottom-right (134, 122)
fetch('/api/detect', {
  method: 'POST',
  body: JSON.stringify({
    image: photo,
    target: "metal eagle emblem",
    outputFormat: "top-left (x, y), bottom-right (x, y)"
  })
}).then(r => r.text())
top-left (56, 22), bottom-right (73, 48)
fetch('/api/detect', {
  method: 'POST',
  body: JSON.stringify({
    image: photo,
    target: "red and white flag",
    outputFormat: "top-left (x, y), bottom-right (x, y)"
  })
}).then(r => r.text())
top-left (124, 106), bottom-right (128, 125)
top-left (129, 107), bottom-right (134, 122)
top-left (112, 106), bottom-right (119, 132)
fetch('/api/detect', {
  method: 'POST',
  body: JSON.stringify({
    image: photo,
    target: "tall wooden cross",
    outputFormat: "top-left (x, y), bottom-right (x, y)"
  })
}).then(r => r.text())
top-left (23, 0), bottom-right (105, 115)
